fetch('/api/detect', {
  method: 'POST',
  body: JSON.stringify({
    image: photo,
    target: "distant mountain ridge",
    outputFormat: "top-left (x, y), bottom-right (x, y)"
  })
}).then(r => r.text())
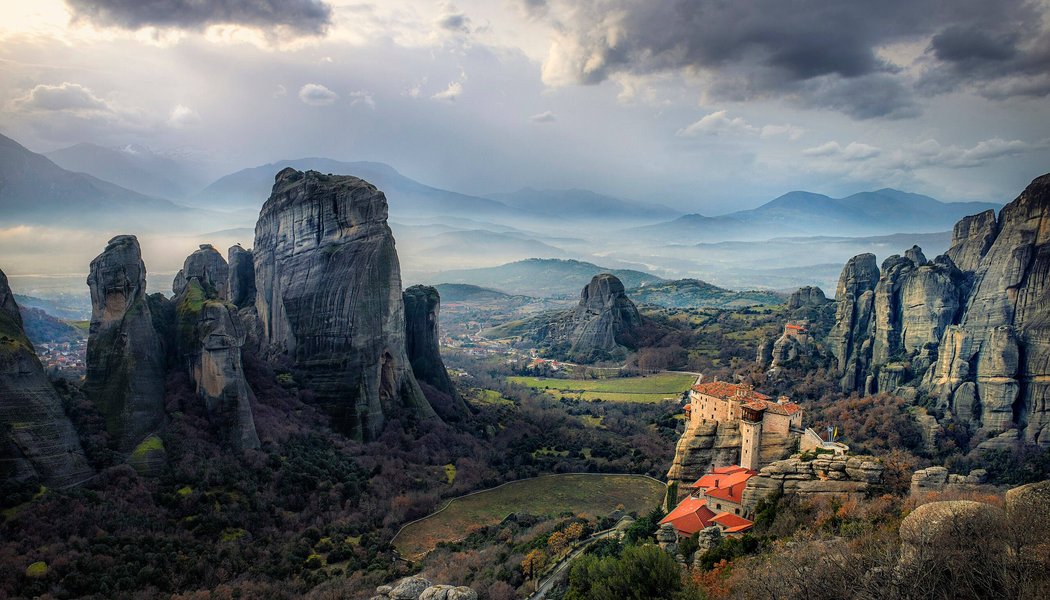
top-left (431, 258), bottom-right (665, 297)
top-left (628, 188), bottom-right (1001, 242)
top-left (44, 142), bottom-right (211, 200)
top-left (486, 188), bottom-right (681, 221)
top-left (197, 158), bottom-right (518, 221)
top-left (0, 133), bottom-right (190, 228)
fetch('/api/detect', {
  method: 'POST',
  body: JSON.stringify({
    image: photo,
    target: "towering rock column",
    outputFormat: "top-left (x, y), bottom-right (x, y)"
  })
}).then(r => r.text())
top-left (0, 267), bottom-right (93, 487)
top-left (84, 235), bottom-right (167, 453)
top-left (174, 245), bottom-right (260, 450)
top-left (253, 168), bottom-right (434, 440)
top-left (828, 253), bottom-right (879, 392)
top-left (403, 285), bottom-right (469, 421)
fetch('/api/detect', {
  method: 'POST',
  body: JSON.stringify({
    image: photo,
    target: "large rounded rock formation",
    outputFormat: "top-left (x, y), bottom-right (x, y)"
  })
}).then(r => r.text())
top-left (253, 168), bottom-right (435, 439)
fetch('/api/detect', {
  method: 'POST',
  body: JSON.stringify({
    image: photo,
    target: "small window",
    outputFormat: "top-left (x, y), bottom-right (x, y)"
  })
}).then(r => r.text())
top-left (735, 508), bottom-right (740, 515)
top-left (716, 503), bottom-right (721, 509)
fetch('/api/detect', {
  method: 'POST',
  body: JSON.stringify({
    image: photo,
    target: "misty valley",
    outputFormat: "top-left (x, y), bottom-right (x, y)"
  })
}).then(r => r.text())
top-left (2, 2), bottom-right (1050, 600)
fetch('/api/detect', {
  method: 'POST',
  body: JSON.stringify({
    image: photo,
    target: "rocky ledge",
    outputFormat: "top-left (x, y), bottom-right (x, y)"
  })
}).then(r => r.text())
top-left (741, 454), bottom-right (883, 512)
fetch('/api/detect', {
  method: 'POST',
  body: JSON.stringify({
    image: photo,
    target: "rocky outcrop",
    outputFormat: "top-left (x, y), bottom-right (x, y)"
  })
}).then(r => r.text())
top-left (371, 577), bottom-right (477, 600)
top-left (173, 244), bottom-right (229, 300)
top-left (403, 285), bottom-right (468, 421)
top-left (898, 499), bottom-right (1004, 561)
top-left (945, 209), bottom-right (997, 272)
top-left (786, 286), bottom-right (829, 310)
top-left (666, 421), bottom-right (742, 488)
top-left (769, 326), bottom-right (814, 370)
top-left (532, 274), bottom-right (643, 363)
top-left (827, 253), bottom-right (879, 392)
top-left (84, 235), bottom-right (167, 453)
top-left (741, 454), bottom-right (883, 512)
top-left (174, 245), bottom-right (259, 450)
top-left (227, 244), bottom-right (255, 309)
top-left (0, 267), bottom-right (93, 487)
top-left (254, 168), bottom-right (434, 440)
top-left (909, 466), bottom-right (989, 496)
top-left (827, 173), bottom-right (1050, 447)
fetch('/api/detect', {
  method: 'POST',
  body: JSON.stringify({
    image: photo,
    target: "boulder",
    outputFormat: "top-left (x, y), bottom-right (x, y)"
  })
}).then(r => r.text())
top-left (388, 577), bottom-right (432, 600)
top-left (0, 267), bottom-right (93, 487)
top-left (253, 168), bottom-right (434, 440)
top-left (419, 586), bottom-right (478, 600)
top-left (84, 235), bottom-right (168, 453)
top-left (898, 500), bottom-right (1004, 556)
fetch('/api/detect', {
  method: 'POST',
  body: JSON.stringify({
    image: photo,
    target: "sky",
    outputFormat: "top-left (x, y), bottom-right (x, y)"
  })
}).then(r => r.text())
top-left (1, 0), bottom-right (1049, 213)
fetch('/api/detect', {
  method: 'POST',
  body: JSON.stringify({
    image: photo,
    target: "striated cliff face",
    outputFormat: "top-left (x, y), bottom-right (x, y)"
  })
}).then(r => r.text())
top-left (403, 285), bottom-right (469, 421)
top-left (0, 268), bottom-right (93, 487)
top-left (254, 168), bottom-right (434, 440)
top-left (666, 421), bottom-right (743, 488)
top-left (741, 454), bottom-right (884, 512)
top-left (828, 173), bottom-right (1050, 446)
top-left (535, 274), bottom-right (643, 363)
top-left (84, 235), bottom-right (167, 453)
top-left (827, 253), bottom-right (879, 392)
top-left (227, 244), bottom-right (256, 309)
top-left (174, 246), bottom-right (260, 450)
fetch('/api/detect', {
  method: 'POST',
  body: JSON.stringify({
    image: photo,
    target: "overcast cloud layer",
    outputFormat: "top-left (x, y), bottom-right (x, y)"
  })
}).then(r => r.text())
top-left (0, 0), bottom-right (1048, 211)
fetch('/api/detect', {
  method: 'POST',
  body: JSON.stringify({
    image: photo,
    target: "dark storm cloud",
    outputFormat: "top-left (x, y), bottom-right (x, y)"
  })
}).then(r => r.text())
top-left (921, 21), bottom-right (1050, 99)
top-left (540, 0), bottom-right (1050, 118)
top-left (930, 27), bottom-right (1020, 63)
top-left (65, 0), bottom-right (333, 34)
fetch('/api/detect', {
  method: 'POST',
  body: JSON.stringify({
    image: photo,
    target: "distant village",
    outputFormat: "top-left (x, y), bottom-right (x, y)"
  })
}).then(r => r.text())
top-left (35, 338), bottom-right (87, 377)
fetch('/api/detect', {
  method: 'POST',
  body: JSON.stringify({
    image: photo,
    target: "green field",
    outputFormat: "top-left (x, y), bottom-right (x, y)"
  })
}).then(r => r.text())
top-left (392, 473), bottom-right (665, 560)
top-left (508, 372), bottom-right (696, 403)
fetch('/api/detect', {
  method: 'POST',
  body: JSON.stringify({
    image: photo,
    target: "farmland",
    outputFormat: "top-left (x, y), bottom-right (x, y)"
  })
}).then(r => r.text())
top-left (392, 473), bottom-right (665, 560)
top-left (507, 371), bottom-right (696, 403)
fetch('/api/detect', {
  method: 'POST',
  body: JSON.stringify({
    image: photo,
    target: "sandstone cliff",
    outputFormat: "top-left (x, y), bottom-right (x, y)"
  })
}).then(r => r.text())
top-left (174, 245), bottom-right (260, 450)
top-left (403, 285), bottom-right (469, 421)
top-left (0, 267), bottom-right (93, 487)
top-left (253, 168), bottom-right (434, 439)
top-left (84, 235), bottom-right (167, 453)
top-left (827, 173), bottom-right (1050, 447)
top-left (740, 454), bottom-right (884, 512)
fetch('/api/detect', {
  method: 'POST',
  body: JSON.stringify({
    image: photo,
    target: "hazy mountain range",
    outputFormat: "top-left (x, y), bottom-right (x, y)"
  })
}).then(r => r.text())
top-left (627, 189), bottom-right (999, 242)
top-left (0, 131), bottom-right (1003, 298)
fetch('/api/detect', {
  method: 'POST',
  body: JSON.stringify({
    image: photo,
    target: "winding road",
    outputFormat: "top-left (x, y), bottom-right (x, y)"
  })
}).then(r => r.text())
top-left (528, 529), bottom-right (618, 600)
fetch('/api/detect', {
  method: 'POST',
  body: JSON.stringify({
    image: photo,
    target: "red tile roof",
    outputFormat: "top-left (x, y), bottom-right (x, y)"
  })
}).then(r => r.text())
top-left (660, 497), bottom-right (717, 536)
top-left (705, 479), bottom-right (750, 502)
top-left (764, 401), bottom-right (802, 416)
top-left (691, 468), bottom-right (755, 492)
top-left (712, 512), bottom-right (753, 533)
top-left (691, 382), bottom-right (771, 402)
